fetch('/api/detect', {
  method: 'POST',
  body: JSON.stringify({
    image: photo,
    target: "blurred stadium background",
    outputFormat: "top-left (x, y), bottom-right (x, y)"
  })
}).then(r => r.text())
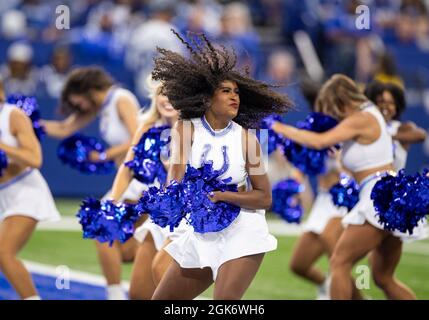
top-left (0, 0), bottom-right (428, 299)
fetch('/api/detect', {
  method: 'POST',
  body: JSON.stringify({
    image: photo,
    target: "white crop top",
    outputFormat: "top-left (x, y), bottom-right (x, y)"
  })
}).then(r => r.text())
top-left (341, 103), bottom-right (393, 172)
top-left (387, 120), bottom-right (407, 171)
top-left (99, 87), bottom-right (140, 146)
top-left (188, 116), bottom-right (248, 188)
top-left (0, 103), bottom-right (19, 148)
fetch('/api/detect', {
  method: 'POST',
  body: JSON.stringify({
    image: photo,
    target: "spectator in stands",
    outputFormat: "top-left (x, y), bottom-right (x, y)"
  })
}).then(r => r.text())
top-left (0, 42), bottom-right (39, 96)
top-left (373, 51), bottom-right (404, 88)
top-left (39, 46), bottom-right (73, 99)
top-left (264, 49), bottom-right (310, 114)
top-left (322, 0), bottom-right (371, 78)
top-left (215, 2), bottom-right (261, 77)
top-left (1, 9), bottom-right (27, 40)
top-left (18, 0), bottom-right (54, 39)
top-left (176, 1), bottom-right (222, 36)
top-left (75, 0), bottom-right (136, 64)
top-left (125, 0), bottom-right (182, 100)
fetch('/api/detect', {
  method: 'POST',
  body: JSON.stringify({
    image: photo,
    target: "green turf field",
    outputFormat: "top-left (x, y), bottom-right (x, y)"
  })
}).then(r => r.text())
top-left (18, 199), bottom-right (429, 300)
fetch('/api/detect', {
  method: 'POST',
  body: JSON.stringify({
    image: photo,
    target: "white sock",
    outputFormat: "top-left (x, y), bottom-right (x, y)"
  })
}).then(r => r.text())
top-left (24, 295), bottom-right (41, 300)
top-left (107, 284), bottom-right (127, 300)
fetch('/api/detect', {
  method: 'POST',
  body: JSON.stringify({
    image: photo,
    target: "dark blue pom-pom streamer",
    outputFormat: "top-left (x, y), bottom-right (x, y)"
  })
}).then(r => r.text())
top-left (329, 174), bottom-right (360, 211)
top-left (0, 149), bottom-right (8, 177)
top-left (182, 162), bottom-right (240, 233)
top-left (125, 125), bottom-right (170, 184)
top-left (135, 180), bottom-right (187, 232)
top-left (7, 94), bottom-right (45, 141)
top-left (371, 170), bottom-right (429, 235)
top-left (259, 114), bottom-right (285, 155)
top-left (282, 112), bottom-right (339, 176)
top-left (137, 161), bottom-right (241, 233)
top-left (76, 198), bottom-right (141, 245)
top-left (271, 178), bottom-right (304, 223)
top-left (57, 134), bottom-right (115, 174)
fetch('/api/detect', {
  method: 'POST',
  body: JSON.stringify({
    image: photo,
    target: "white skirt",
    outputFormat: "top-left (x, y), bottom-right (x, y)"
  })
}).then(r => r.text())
top-left (342, 176), bottom-right (427, 242)
top-left (165, 209), bottom-right (278, 281)
top-left (102, 178), bottom-right (148, 202)
top-left (0, 169), bottom-right (61, 222)
top-left (134, 218), bottom-right (191, 251)
top-left (303, 191), bottom-right (346, 235)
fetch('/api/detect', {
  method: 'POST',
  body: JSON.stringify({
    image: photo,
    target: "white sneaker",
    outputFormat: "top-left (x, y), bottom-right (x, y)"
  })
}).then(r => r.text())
top-left (316, 276), bottom-right (331, 300)
top-left (107, 284), bottom-right (127, 300)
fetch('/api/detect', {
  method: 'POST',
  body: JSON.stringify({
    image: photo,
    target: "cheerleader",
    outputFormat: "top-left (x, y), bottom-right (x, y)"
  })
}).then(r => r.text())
top-left (365, 81), bottom-right (427, 171)
top-left (0, 81), bottom-right (60, 299)
top-left (289, 154), bottom-right (351, 299)
top-left (41, 67), bottom-right (140, 300)
top-left (271, 74), bottom-right (424, 299)
top-left (149, 31), bottom-right (292, 300)
top-left (108, 78), bottom-right (179, 299)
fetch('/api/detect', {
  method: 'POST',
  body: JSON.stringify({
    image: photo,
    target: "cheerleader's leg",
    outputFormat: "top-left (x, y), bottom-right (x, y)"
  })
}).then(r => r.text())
top-left (0, 215), bottom-right (38, 299)
top-left (289, 232), bottom-right (326, 285)
top-left (320, 217), bottom-right (363, 300)
top-left (370, 235), bottom-right (416, 300)
top-left (213, 253), bottom-right (265, 300)
top-left (319, 217), bottom-right (343, 256)
top-left (330, 222), bottom-right (386, 300)
top-left (128, 233), bottom-right (157, 300)
top-left (152, 261), bottom-right (213, 300)
top-left (95, 240), bottom-right (123, 286)
top-left (151, 239), bottom-right (173, 286)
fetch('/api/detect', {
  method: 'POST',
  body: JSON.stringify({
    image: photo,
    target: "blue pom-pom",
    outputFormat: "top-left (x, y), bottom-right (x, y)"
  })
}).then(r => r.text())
top-left (282, 112), bottom-right (339, 176)
top-left (7, 94), bottom-right (45, 141)
top-left (136, 180), bottom-right (187, 232)
top-left (271, 178), bottom-right (304, 223)
top-left (137, 162), bottom-right (241, 233)
top-left (0, 149), bottom-right (8, 177)
top-left (259, 114), bottom-right (285, 155)
top-left (371, 170), bottom-right (429, 235)
top-left (76, 198), bottom-right (141, 245)
top-left (182, 162), bottom-right (241, 233)
top-left (57, 134), bottom-right (115, 174)
top-left (329, 174), bottom-right (360, 211)
top-left (125, 125), bottom-right (170, 184)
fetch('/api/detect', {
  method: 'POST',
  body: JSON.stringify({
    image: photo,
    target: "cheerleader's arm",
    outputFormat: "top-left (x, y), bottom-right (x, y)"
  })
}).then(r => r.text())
top-left (41, 112), bottom-right (95, 139)
top-left (209, 130), bottom-right (272, 210)
top-left (271, 112), bottom-right (365, 150)
top-left (0, 108), bottom-right (42, 168)
top-left (109, 122), bottom-right (153, 201)
top-left (166, 120), bottom-right (193, 185)
top-left (393, 121), bottom-right (427, 150)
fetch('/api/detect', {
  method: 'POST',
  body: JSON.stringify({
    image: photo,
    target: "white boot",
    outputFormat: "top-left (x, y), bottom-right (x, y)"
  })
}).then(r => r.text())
top-left (24, 295), bottom-right (41, 300)
top-left (316, 275), bottom-right (331, 300)
top-left (107, 284), bottom-right (127, 300)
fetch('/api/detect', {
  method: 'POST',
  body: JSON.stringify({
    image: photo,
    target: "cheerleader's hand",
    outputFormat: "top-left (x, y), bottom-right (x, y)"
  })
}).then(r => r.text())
top-left (88, 151), bottom-right (108, 162)
top-left (208, 191), bottom-right (223, 203)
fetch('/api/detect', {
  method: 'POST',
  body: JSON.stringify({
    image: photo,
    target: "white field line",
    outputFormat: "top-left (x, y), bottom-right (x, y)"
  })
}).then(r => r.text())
top-left (22, 260), bottom-right (209, 300)
top-left (23, 260), bottom-right (129, 289)
top-left (37, 218), bottom-right (429, 256)
top-left (37, 217), bottom-right (304, 235)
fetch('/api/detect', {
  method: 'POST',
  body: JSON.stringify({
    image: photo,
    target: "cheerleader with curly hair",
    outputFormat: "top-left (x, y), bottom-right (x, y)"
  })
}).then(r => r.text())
top-left (364, 81), bottom-right (426, 171)
top-left (148, 30), bottom-right (292, 300)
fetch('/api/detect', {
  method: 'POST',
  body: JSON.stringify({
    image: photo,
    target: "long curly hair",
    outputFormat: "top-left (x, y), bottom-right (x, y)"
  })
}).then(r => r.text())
top-left (151, 30), bottom-right (293, 128)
